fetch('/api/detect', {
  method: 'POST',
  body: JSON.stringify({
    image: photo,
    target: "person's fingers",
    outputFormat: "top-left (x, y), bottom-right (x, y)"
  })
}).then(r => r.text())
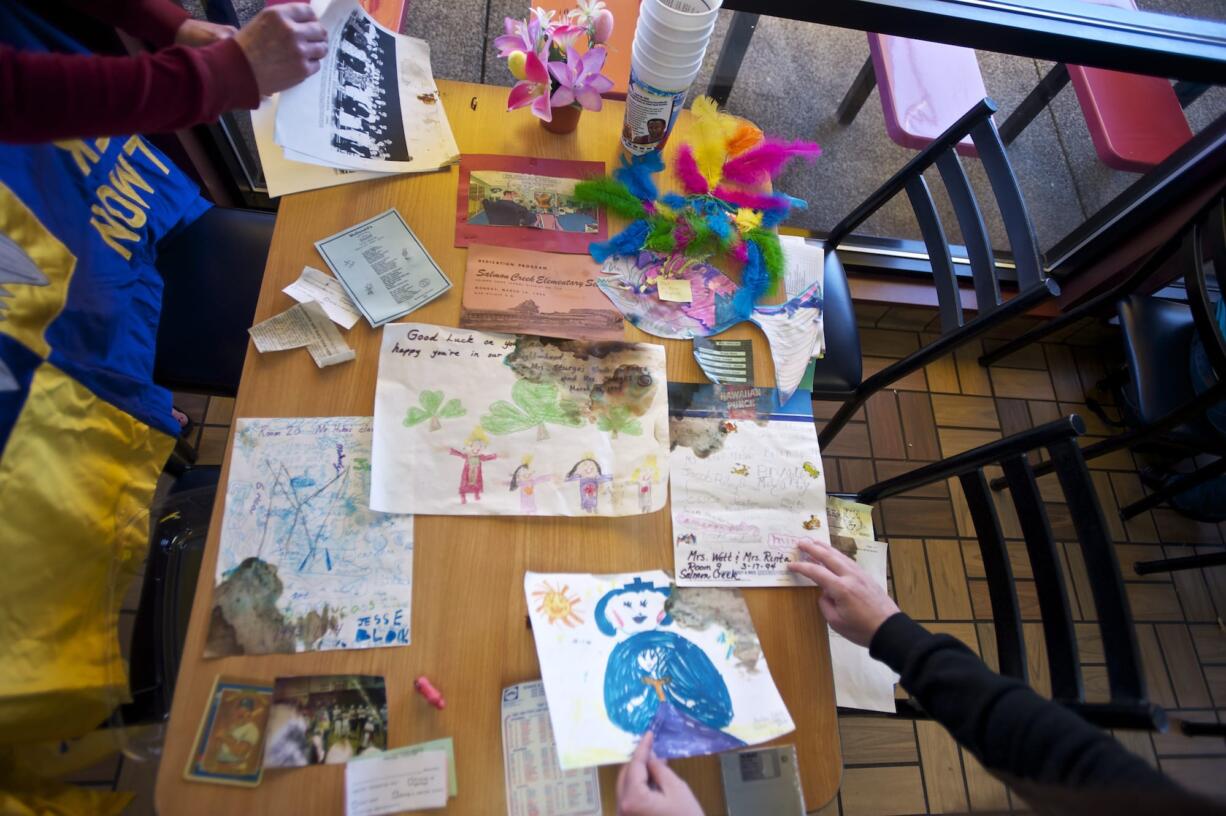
top-left (304, 59), bottom-right (322, 77)
top-left (278, 3), bottom-right (318, 23)
top-left (646, 755), bottom-right (687, 796)
top-left (798, 540), bottom-right (856, 575)
top-left (619, 732), bottom-right (652, 799)
top-left (787, 558), bottom-right (840, 590)
top-left (303, 40), bottom-right (328, 61)
top-left (297, 22), bottom-right (328, 42)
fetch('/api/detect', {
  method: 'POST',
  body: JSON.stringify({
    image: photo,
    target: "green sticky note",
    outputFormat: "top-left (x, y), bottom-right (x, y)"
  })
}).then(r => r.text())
top-left (356, 736), bottom-right (457, 797)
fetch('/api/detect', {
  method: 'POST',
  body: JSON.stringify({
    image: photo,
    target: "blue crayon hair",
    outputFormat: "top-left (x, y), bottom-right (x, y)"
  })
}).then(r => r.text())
top-left (602, 630), bottom-right (735, 734)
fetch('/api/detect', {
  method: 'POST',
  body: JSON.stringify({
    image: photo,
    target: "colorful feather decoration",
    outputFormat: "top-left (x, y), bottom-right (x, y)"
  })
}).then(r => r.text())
top-left (689, 96), bottom-right (737, 188)
top-left (725, 121), bottom-right (764, 157)
top-left (721, 138), bottom-right (822, 185)
top-left (712, 185), bottom-right (794, 213)
top-left (673, 145), bottom-right (709, 195)
top-left (573, 176), bottom-right (648, 220)
top-left (614, 151), bottom-right (664, 201)
top-left (746, 227), bottom-right (784, 295)
top-left (590, 219), bottom-right (650, 262)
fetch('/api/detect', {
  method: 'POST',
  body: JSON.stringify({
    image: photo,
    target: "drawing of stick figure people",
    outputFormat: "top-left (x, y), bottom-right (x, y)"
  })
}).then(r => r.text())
top-left (631, 455), bottom-right (661, 513)
top-left (449, 427), bottom-right (497, 504)
top-left (509, 455), bottom-right (551, 514)
top-left (595, 577), bottom-right (745, 759)
top-left (566, 455), bottom-right (612, 514)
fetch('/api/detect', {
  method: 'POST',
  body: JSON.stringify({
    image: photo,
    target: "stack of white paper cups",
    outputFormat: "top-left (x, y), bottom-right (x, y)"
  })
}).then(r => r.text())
top-left (621, 0), bottom-right (721, 156)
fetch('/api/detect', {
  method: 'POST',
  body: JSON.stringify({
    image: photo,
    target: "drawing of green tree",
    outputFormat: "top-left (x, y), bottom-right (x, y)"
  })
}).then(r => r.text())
top-left (481, 379), bottom-right (583, 441)
top-left (596, 405), bottom-right (643, 439)
top-left (404, 390), bottom-right (466, 431)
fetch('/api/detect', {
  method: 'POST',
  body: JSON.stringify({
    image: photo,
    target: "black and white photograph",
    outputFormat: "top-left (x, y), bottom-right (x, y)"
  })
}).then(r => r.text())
top-left (328, 10), bottom-right (410, 163)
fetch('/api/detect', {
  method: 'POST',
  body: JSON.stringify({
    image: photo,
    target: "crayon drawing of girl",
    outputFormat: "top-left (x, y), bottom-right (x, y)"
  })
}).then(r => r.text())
top-left (509, 456), bottom-right (551, 514)
top-left (449, 427), bottom-right (497, 504)
top-left (630, 455), bottom-right (660, 514)
top-left (566, 456), bottom-right (612, 514)
top-left (595, 577), bottom-right (745, 759)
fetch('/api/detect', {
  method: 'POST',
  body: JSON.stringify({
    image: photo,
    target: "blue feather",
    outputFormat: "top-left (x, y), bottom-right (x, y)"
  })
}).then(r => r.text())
top-left (729, 241), bottom-right (769, 317)
top-left (661, 192), bottom-right (688, 211)
top-left (590, 219), bottom-right (650, 262)
top-left (614, 152), bottom-right (665, 201)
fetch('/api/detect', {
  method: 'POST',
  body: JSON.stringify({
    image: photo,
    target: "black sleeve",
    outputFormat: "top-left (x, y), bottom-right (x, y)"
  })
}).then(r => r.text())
top-left (869, 613), bottom-right (1173, 789)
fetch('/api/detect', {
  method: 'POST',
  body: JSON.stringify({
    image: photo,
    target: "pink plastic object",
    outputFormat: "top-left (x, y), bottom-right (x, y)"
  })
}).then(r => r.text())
top-left (867, 33), bottom-right (987, 158)
top-left (414, 676), bottom-right (446, 710)
top-left (1068, 0), bottom-right (1191, 172)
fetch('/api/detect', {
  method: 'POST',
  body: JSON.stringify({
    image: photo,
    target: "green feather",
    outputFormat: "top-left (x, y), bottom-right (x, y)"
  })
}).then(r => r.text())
top-left (643, 214), bottom-right (677, 254)
top-left (747, 228), bottom-right (784, 296)
top-left (572, 177), bottom-right (647, 221)
top-left (682, 212), bottom-right (718, 258)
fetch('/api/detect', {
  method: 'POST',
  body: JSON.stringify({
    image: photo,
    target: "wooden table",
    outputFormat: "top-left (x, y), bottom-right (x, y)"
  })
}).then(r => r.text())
top-left (155, 80), bottom-right (841, 815)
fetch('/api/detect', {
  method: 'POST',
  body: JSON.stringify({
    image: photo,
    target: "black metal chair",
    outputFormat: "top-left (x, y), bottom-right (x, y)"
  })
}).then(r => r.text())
top-left (154, 206), bottom-right (274, 396)
top-left (849, 415), bottom-right (1165, 731)
top-left (985, 198), bottom-right (1226, 520)
top-left (812, 98), bottom-right (1059, 449)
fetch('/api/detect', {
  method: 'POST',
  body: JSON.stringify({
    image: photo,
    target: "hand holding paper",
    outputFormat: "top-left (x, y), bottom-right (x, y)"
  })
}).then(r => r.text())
top-left (789, 541), bottom-right (900, 648)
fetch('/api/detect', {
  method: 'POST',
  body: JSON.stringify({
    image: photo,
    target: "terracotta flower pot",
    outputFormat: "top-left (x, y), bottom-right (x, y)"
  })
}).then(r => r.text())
top-left (541, 104), bottom-right (582, 134)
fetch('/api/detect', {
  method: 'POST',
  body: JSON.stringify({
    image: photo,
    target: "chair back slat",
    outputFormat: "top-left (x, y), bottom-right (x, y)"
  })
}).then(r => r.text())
top-left (935, 150), bottom-right (1001, 315)
top-left (1000, 455), bottom-right (1082, 702)
top-left (959, 469), bottom-right (1026, 682)
top-left (1047, 438), bottom-right (1147, 702)
top-left (969, 118), bottom-right (1045, 290)
top-left (1187, 198), bottom-right (1226, 381)
top-left (905, 174), bottom-right (963, 333)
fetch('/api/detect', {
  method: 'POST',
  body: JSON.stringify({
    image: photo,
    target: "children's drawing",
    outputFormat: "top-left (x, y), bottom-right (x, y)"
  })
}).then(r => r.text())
top-left (372, 323), bottom-right (670, 516)
top-left (532, 580), bottom-right (584, 627)
top-left (206, 418), bottom-right (413, 657)
top-left (668, 383), bottom-right (832, 587)
top-left (481, 378), bottom-right (583, 440)
top-left (525, 570), bottom-right (794, 769)
top-left (509, 456), bottom-right (552, 514)
top-left (449, 427), bottom-right (498, 503)
top-left (566, 456), bottom-right (613, 514)
top-left (403, 389), bottom-right (465, 431)
top-left (631, 456), bottom-right (660, 513)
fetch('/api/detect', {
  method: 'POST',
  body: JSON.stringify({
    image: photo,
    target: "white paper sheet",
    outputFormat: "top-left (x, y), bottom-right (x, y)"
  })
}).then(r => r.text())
top-left (274, 0), bottom-right (459, 174)
top-left (205, 418), bottom-right (413, 656)
top-left (253, 94), bottom-right (392, 198)
top-left (371, 324), bottom-right (670, 516)
top-left (248, 300), bottom-right (356, 367)
top-left (346, 749), bottom-right (448, 815)
top-left (525, 571), bottom-right (795, 770)
top-left (501, 681), bottom-right (601, 816)
top-left (669, 383), bottom-right (831, 587)
top-left (353, 738), bottom-right (457, 798)
top-left (778, 235), bottom-right (826, 359)
top-left (826, 538), bottom-right (900, 712)
top-left (315, 209), bottom-right (451, 327)
top-left (284, 266), bottom-right (363, 329)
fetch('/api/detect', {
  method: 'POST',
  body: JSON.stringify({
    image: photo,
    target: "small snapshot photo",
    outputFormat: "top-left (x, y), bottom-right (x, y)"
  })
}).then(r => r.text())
top-left (466, 170), bottom-right (599, 233)
top-left (455, 155), bottom-right (608, 254)
top-left (328, 9), bottom-right (410, 162)
top-left (263, 675), bottom-right (388, 768)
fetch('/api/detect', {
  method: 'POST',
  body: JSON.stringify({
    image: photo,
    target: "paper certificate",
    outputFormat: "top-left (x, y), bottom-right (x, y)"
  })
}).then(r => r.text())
top-left (669, 383), bottom-right (831, 587)
top-left (460, 245), bottom-right (623, 341)
top-left (315, 209), bottom-right (451, 326)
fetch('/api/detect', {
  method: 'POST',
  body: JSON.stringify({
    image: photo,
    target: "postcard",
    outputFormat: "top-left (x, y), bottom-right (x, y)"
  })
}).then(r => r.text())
top-left (184, 677), bottom-right (274, 787)
top-left (669, 383), bottom-right (830, 587)
top-left (455, 155), bottom-right (607, 254)
top-left (346, 750), bottom-right (448, 815)
top-left (264, 675), bottom-right (388, 767)
top-left (460, 245), bottom-right (623, 341)
top-left (315, 208), bottom-right (451, 326)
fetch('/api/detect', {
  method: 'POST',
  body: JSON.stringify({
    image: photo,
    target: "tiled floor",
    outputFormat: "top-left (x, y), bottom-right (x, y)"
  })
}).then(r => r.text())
top-left (97, 304), bottom-right (1226, 814)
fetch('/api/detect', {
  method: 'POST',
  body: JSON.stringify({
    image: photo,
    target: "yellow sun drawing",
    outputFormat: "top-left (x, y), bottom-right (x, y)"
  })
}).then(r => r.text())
top-left (532, 581), bottom-right (584, 628)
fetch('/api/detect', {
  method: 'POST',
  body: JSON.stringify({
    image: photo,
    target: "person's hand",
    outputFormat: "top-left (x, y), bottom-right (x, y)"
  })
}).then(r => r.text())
top-left (175, 18), bottom-right (238, 47)
top-left (233, 4), bottom-right (328, 96)
top-left (788, 540), bottom-right (899, 647)
top-left (616, 732), bottom-right (703, 816)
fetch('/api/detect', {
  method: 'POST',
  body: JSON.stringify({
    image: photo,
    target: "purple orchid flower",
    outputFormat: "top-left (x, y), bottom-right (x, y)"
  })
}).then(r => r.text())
top-left (548, 46), bottom-right (614, 111)
top-left (507, 51), bottom-right (554, 122)
top-left (549, 24), bottom-right (587, 52)
top-left (493, 16), bottom-right (542, 59)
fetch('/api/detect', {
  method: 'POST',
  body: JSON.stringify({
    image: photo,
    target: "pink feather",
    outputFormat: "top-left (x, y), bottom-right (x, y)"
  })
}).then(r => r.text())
top-left (674, 145), bottom-right (710, 195)
top-left (731, 240), bottom-right (749, 263)
top-left (714, 186), bottom-right (792, 211)
top-left (720, 139), bottom-right (821, 185)
top-left (674, 218), bottom-right (694, 251)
